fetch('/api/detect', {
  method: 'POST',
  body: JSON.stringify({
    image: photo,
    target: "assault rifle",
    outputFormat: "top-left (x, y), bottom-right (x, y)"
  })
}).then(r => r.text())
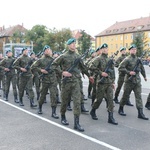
top-left (5, 59), bottom-right (15, 75)
top-left (98, 50), bottom-right (119, 84)
top-left (20, 59), bottom-right (33, 76)
top-left (62, 49), bottom-right (90, 83)
top-left (128, 51), bottom-right (147, 82)
top-left (39, 58), bottom-right (54, 79)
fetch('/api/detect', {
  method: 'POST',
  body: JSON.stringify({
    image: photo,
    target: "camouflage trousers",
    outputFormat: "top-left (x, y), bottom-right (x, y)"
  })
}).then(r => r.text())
top-left (120, 82), bottom-right (143, 109)
top-left (147, 93), bottom-right (150, 103)
top-left (5, 75), bottom-right (18, 96)
top-left (33, 75), bottom-right (40, 95)
top-left (0, 74), bottom-right (5, 92)
top-left (39, 82), bottom-right (57, 107)
top-left (61, 80), bottom-right (81, 116)
top-left (93, 83), bottom-right (114, 112)
top-left (19, 75), bottom-right (34, 100)
top-left (114, 74), bottom-right (125, 98)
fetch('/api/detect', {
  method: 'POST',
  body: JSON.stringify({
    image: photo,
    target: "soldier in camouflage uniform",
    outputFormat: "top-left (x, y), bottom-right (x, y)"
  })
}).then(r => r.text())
top-left (113, 47), bottom-right (134, 106)
top-left (118, 44), bottom-right (148, 120)
top-left (13, 47), bottom-right (37, 107)
top-left (53, 38), bottom-right (94, 132)
top-left (0, 50), bottom-right (19, 103)
top-left (31, 45), bottom-right (59, 119)
top-left (0, 53), bottom-right (5, 97)
top-left (89, 43), bottom-right (118, 125)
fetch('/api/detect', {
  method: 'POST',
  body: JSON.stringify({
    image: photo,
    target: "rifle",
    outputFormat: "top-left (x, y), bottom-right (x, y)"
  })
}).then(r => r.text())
top-left (5, 59), bottom-right (15, 75)
top-left (128, 51), bottom-right (147, 82)
top-left (62, 49), bottom-right (90, 83)
top-left (39, 58), bottom-right (54, 79)
top-left (98, 50), bottom-right (119, 84)
top-left (20, 59), bottom-right (33, 76)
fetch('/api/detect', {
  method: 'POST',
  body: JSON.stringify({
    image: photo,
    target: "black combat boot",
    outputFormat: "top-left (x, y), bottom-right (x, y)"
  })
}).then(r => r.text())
top-left (81, 103), bottom-right (89, 112)
top-left (19, 98), bottom-right (24, 106)
top-left (38, 105), bottom-right (42, 114)
top-left (90, 108), bottom-right (98, 120)
top-left (74, 115), bottom-right (84, 132)
top-left (61, 115), bottom-right (69, 125)
top-left (118, 106), bottom-right (126, 116)
top-left (145, 102), bottom-right (150, 110)
top-left (108, 112), bottom-right (118, 125)
top-left (67, 101), bottom-right (72, 111)
top-left (30, 99), bottom-right (37, 107)
top-left (113, 96), bottom-right (119, 104)
top-left (4, 93), bottom-right (8, 101)
top-left (51, 106), bottom-right (59, 119)
top-left (56, 95), bottom-right (61, 104)
top-left (14, 95), bottom-right (19, 103)
top-left (83, 95), bottom-right (87, 101)
top-left (44, 99), bottom-right (47, 103)
top-left (126, 99), bottom-right (134, 106)
top-left (138, 108), bottom-right (149, 120)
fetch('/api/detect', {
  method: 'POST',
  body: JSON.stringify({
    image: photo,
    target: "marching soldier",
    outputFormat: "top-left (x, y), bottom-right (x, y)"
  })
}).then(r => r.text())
top-left (0, 50), bottom-right (19, 103)
top-left (89, 43), bottom-right (118, 125)
top-left (13, 47), bottom-right (37, 107)
top-left (113, 47), bottom-right (134, 106)
top-left (118, 44), bottom-right (148, 120)
top-left (31, 45), bottom-right (59, 119)
top-left (52, 38), bottom-right (94, 132)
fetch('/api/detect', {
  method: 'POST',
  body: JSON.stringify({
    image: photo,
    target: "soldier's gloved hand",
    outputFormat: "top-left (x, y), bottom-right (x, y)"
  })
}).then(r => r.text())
top-left (89, 76), bottom-right (94, 84)
top-left (62, 71), bottom-right (72, 77)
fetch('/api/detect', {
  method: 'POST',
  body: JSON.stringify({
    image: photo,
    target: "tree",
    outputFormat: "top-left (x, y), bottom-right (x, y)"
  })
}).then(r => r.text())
top-left (78, 30), bottom-right (91, 54)
top-left (132, 31), bottom-right (148, 57)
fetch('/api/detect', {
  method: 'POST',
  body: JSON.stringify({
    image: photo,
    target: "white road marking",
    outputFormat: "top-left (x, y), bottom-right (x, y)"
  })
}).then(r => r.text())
top-left (0, 99), bottom-right (121, 150)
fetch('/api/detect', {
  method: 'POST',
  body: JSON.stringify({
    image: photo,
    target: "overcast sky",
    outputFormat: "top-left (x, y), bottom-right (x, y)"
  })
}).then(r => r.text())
top-left (0, 0), bottom-right (150, 37)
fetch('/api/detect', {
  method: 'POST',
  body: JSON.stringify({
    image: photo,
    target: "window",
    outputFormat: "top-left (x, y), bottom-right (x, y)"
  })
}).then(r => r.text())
top-left (148, 32), bottom-right (150, 38)
top-left (131, 34), bottom-right (133, 40)
top-left (116, 36), bottom-right (118, 41)
top-left (120, 35), bottom-right (123, 40)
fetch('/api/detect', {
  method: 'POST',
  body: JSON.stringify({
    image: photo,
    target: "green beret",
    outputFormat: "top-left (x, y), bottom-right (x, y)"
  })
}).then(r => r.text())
top-left (43, 45), bottom-right (50, 52)
top-left (120, 47), bottom-right (126, 52)
top-left (100, 43), bottom-right (108, 49)
top-left (96, 47), bottom-right (101, 52)
top-left (6, 49), bottom-right (12, 54)
top-left (128, 44), bottom-right (136, 50)
top-left (66, 38), bottom-right (76, 45)
top-left (22, 47), bottom-right (28, 52)
top-left (30, 52), bottom-right (35, 56)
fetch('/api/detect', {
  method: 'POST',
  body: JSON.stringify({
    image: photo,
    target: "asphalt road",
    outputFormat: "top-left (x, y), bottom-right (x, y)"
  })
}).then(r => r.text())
top-left (0, 66), bottom-right (150, 150)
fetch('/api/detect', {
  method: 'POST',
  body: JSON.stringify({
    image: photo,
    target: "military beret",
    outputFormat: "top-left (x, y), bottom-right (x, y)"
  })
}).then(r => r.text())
top-left (43, 45), bottom-right (50, 52)
top-left (30, 52), bottom-right (35, 56)
top-left (96, 47), bottom-right (101, 52)
top-left (66, 38), bottom-right (76, 45)
top-left (128, 44), bottom-right (136, 50)
top-left (22, 47), bottom-right (28, 52)
top-left (100, 43), bottom-right (108, 49)
top-left (6, 49), bottom-right (12, 54)
top-left (120, 47), bottom-right (126, 52)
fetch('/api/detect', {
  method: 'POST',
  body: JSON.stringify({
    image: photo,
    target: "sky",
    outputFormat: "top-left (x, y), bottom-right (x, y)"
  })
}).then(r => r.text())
top-left (0, 0), bottom-right (150, 37)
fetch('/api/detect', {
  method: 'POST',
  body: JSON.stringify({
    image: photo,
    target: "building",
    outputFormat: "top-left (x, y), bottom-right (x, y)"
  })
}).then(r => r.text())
top-left (95, 16), bottom-right (150, 55)
top-left (0, 24), bottom-right (29, 55)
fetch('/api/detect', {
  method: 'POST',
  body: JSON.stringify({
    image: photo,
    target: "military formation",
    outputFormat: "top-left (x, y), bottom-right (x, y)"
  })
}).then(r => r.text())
top-left (0, 38), bottom-right (150, 132)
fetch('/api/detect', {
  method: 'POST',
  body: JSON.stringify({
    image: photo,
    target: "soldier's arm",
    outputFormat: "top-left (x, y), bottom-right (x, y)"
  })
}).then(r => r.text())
top-left (114, 57), bottom-right (121, 68)
top-left (0, 59), bottom-right (6, 70)
top-left (118, 58), bottom-right (130, 75)
top-left (31, 59), bottom-right (41, 73)
top-left (140, 63), bottom-right (146, 79)
top-left (13, 57), bottom-right (21, 70)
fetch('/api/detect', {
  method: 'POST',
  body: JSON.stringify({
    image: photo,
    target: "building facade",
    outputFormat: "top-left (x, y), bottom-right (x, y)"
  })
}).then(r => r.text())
top-left (95, 16), bottom-right (150, 56)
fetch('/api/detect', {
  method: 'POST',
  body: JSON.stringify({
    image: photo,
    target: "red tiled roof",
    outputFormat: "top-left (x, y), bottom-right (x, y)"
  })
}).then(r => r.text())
top-left (96, 16), bottom-right (150, 37)
top-left (0, 24), bottom-right (27, 37)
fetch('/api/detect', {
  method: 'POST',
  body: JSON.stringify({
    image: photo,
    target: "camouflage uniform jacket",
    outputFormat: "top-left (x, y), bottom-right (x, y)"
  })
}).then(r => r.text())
top-left (31, 54), bottom-right (57, 83)
top-left (118, 54), bottom-right (146, 83)
top-left (13, 54), bottom-right (33, 77)
top-left (52, 50), bottom-right (90, 82)
top-left (89, 53), bottom-right (115, 84)
top-left (0, 56), bottom-right (16, 75)
top-left (0, 58), bottom-right (4, 75)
